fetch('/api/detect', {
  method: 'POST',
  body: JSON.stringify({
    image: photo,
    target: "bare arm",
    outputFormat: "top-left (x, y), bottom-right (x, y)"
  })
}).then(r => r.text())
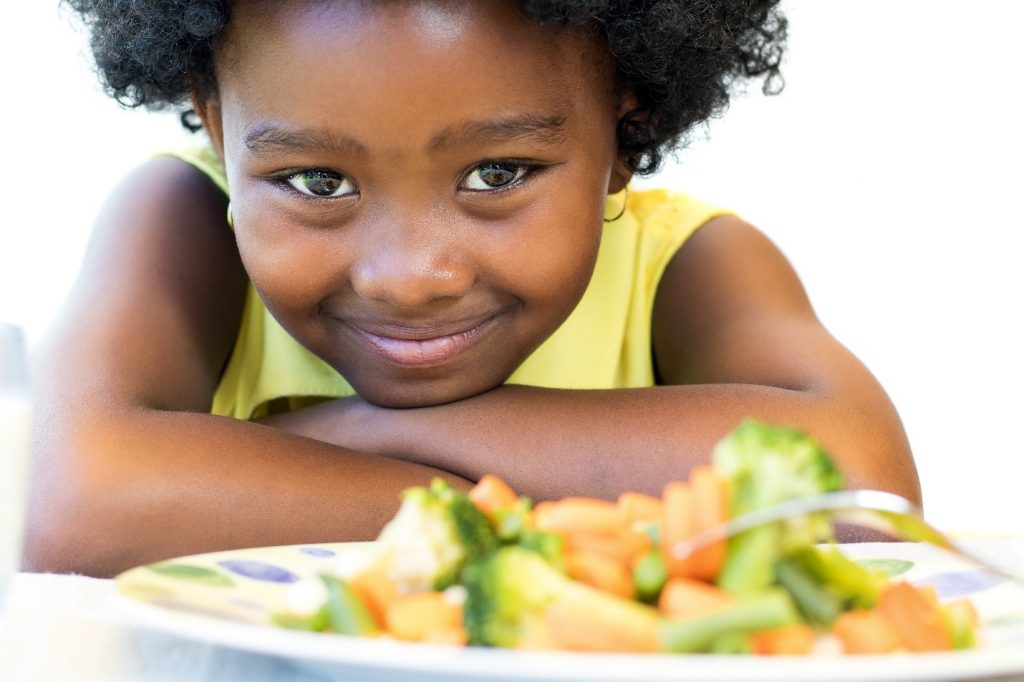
top-left (26, 157), bottom-right (470, 578)
top-left (263, 216), bottom-right (920, 504)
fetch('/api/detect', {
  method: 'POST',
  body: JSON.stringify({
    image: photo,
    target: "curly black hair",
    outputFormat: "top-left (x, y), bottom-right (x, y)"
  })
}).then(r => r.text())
top-left (64, 0), bottom-right (785, 175)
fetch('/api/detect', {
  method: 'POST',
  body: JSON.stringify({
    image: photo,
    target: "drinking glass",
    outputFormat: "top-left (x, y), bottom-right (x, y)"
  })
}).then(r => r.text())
top-left (0, 323), bottom-right (30, 607)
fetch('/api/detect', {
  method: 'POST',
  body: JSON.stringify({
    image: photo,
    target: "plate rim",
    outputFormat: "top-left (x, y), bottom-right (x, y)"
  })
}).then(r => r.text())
top-left (112, 541), bottom-right (1024, 682)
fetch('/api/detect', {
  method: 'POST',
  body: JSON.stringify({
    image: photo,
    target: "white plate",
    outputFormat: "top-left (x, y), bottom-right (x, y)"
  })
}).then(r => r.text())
top-left (114, 542), bottom-right (1024, 682)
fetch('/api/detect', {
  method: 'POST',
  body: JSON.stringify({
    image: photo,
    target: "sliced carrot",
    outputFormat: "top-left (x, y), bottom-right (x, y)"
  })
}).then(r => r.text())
top-left (617, 492), bottom-right (664, 525)
top-left (348, 565), bottom-right (399, 628)
top-left (832, 609), bottom-right (901, 654)
top-left (687, 466), bottom-right (729, 581)
top-left (564, 529), bottom-right (652, 566)
top-left (533, 497), bottom-right (626, 536)
top-left (468, 474), bottom-right (520, 517)
top-left (877, 582), bottom-right (952, 652)
top-left (564, 550), bottom-right (635, 599)
top-left (544, 586), bottom-right (660, 652)
top-left (751, 624), bottom-right (816, 655)
top-left (661, 482), bottom-right (697, 577)
top-left (657, 577), bottom-right (734, 619)
top-left (383, 592), bottom-right (463, 642)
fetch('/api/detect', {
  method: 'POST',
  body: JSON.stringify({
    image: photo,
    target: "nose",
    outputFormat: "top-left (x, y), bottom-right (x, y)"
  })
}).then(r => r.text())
top-left (349, 213), bottom-right (475, 308)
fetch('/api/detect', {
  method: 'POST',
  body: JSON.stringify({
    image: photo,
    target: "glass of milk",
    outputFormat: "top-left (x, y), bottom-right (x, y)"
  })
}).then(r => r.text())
top-left (0, 323), bottom-right (30, 607)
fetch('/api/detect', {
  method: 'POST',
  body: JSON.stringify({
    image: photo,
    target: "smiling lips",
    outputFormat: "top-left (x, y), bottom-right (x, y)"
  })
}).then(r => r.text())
top-left (345, 313), bottom-right (504, 367)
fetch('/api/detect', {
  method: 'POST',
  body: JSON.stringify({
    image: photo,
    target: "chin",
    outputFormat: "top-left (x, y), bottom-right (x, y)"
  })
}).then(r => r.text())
top-left (354, 375), bottom-right (502, 410)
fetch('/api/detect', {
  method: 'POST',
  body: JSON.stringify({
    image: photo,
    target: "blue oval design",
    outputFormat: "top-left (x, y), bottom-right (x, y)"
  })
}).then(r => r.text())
top-left (914, 570), bottom-right (1003, 598)
top-left (217, 559), bottom-right (299, 584)
top-left (299, 547), bottom-right (336, 558)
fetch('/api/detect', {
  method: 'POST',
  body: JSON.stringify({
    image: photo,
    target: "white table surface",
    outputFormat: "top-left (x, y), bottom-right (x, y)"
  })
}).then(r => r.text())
top-left (2, 540), bottom-right (1023, 682)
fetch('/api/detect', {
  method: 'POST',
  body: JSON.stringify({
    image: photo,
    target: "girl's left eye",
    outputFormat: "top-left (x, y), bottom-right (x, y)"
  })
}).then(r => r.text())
top-left (285, 170), bottom-right (357, 198)
top-left (461, 162), bottom-right (531, 191)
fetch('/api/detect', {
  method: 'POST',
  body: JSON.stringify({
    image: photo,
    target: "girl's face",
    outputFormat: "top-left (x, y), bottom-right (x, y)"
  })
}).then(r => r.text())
top-left (207, 0), bottom-right (626, 408)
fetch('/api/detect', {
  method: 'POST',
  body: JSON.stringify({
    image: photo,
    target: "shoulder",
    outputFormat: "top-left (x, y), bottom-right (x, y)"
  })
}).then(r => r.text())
top-left (651, 213), bottom-right (818, 384)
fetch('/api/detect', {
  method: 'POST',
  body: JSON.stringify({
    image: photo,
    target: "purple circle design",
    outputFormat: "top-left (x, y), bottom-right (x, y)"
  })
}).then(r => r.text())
top-left (217, 559), bottom-right (299, 584)
top-left (299, 547), bottom-right (337, 558)
top-left (913, 570), bottom-right (1003, 599)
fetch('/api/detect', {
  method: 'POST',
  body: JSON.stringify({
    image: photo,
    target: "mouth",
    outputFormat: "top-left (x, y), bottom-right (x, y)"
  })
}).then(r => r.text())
top-left (342, 311), bottom-right (507, 368)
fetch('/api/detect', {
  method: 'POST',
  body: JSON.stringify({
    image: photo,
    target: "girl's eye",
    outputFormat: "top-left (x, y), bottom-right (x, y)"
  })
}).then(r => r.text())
top-left (285, 170), bottom-right (357, 198)
top-left (462, 162), bottom-right (530, 191)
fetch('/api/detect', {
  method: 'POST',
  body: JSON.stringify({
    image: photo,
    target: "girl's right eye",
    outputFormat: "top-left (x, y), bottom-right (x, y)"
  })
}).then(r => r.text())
top-left (284, 170), bottom-right (357, 198)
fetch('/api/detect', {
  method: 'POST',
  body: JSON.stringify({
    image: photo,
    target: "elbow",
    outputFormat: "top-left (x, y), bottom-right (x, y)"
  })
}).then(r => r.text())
top-left (23, 437), bottom-right (143, 578)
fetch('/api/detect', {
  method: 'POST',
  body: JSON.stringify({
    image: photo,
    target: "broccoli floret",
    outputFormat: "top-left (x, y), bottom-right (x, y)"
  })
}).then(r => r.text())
top-left (377, 478), bottom-right (498, 591)
top-left (462, 546), bottom-right (661, 651)
top-left (711, 420), bottom-right (844, 593)
top-left (462, 546), bottom-right (570, 647)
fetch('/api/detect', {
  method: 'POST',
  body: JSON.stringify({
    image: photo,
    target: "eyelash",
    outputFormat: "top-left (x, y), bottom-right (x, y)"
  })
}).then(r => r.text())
top-left (270, 160), bottom-right (544, 202)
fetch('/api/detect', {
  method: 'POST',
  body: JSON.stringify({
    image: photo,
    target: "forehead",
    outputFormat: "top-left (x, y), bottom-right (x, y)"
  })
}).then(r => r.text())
top-left (215, 0), bottom-right (616, 141)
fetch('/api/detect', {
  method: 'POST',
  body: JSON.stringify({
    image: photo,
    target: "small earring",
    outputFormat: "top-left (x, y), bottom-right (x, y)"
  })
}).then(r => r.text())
top-left (604, 185), bottom-right (629, 223)
top-left (226, 201), bottom-right (234, 229)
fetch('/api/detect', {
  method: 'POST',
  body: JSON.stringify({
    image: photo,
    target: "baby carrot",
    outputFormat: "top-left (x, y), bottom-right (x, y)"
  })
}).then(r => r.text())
top-left (564, 549), bottom-right (635, 599)
top-left (661, 482), bottom-right (696, 577)
top-left (617, 492), bottom-right (664, 525)
top-left (468, 474), bottom-right (520, 517)
top-left (877, 582), bottom-right (952, 652)
top-left (658, 577), bottom-right (734, 620)
top-left (688, 466), bottom-right (729, 581)
top-left (564, 529), bottom-right (651, 566)
top-left (533, 498), bottom-right (627, 536)
top-left (832, 609), bottom-right (901, 654)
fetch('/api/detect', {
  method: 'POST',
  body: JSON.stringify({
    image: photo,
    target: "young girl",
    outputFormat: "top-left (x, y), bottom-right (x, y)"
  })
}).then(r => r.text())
top-left (28, 0), bottom-right (919, 578)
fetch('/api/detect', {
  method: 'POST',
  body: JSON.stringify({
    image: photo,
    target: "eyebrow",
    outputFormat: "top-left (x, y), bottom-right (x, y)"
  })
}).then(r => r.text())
top-left (244, 125), bottom-right (368, 158)
top-left (427, 113), bottom-right (568, 152)
top-left (243, 112), bottom-right (568, 158)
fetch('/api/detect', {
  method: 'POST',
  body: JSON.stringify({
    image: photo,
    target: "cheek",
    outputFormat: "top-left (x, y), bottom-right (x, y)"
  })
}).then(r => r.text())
top-left (496, 198), bottom-right (604, 319)
top-left (234, 216), bottom-right (339, 323)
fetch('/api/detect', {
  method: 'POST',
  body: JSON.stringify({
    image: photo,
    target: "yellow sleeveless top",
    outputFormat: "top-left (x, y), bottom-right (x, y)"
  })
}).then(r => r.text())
top-left (166, 147), bottom-right (732, 420)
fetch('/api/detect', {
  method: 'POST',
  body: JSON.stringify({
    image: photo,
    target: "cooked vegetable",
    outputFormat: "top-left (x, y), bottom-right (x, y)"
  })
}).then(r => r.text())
top-left (774, 556), bottom-right (843, 626)
top-left (632, 549), bottom-right (669, 602)
top-left (712, 420), bottom-right (843, 593)
top-left (468, 474), bottom-right (520, 517)
top-left (462, 546), bottom-right (659, 652)
top-left (269, 422), bottom-right (982, 658)
top-left (321, 575), bottom-right (378, 636)
top-left (661, 481), bottom-right (696, 578)
top-left (565, 549), bottom-right (635, 598)
top-left (376, 478), bottom-right (498, 591)
top-left (877, 582), bottom-right (952, 652)
top-left (534, 498), bottom-right (627, 537)
top-left (658, 577), bottom-right (734, 620)
top-left (750, 624), bottom-right (816, 655)
top-left (788, 545), bottom-right (886, 610)
top-left (617, 492), bottom-right (664, 526)
top-left (659, 588), bottom-right (802, 653)
top-left (384, 590), bottom-right (466, 643)
top-left (832, 609), bottom-right (901, 654)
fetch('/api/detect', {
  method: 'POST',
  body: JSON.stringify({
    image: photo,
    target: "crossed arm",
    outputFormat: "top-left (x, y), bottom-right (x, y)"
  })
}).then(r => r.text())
top-left (25, 158), bottom-right (918, 577)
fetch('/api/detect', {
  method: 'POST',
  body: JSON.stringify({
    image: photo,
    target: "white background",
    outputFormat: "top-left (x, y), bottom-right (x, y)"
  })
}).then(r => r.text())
top-left (1, 2), bottom-right (1021, 535)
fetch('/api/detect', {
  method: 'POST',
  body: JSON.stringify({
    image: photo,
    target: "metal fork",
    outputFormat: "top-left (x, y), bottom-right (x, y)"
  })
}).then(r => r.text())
top-left (671, 489), bottom-right (1024, 587)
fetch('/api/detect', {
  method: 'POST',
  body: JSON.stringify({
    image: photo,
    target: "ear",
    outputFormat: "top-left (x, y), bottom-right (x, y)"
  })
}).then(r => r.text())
top-left (607, 90), bottom-right (639, 194)
top-left (191, 92), bottom-right (226, 165)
